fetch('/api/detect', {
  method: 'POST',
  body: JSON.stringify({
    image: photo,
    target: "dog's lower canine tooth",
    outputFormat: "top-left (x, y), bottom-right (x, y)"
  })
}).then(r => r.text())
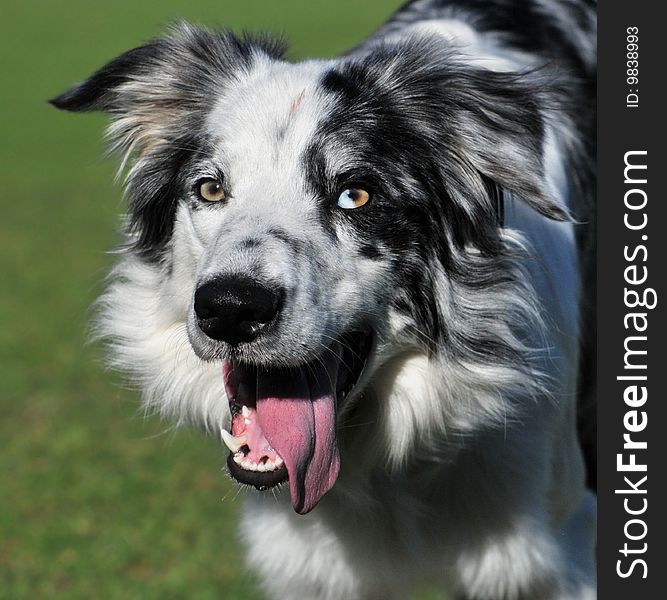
top-left (220, 428), bottom-right (247, 453)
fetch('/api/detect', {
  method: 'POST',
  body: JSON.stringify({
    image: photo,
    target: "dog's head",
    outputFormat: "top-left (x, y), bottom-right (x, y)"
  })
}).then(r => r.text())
top-left (52, 25), bottom-right (565, 513)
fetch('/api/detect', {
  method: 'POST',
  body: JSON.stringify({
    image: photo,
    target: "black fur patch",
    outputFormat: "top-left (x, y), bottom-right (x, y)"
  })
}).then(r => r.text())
top-left (359, 243), bottom-right (383, 260)
top-left (306, 40), bottom-right (569, 343)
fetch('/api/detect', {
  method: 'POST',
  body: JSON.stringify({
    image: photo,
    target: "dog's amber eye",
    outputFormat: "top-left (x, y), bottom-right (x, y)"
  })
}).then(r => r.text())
top-left (337, 188), bottom-right (370, 210)
top-left (197, 178), bottom-right (225, 202)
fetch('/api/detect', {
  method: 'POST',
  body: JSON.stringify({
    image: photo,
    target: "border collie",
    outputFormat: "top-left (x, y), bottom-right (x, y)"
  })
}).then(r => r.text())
top-left (51, 0), bottom-right (597, 597)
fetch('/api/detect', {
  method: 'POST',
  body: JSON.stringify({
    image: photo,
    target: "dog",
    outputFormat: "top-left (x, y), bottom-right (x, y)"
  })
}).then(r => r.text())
top-left (51, 0), bottom-right (597, 597)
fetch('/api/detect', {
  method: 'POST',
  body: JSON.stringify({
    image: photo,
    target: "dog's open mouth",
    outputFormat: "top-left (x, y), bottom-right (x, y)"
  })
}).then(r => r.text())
top-left (220, 331), bottom-right (372, 514)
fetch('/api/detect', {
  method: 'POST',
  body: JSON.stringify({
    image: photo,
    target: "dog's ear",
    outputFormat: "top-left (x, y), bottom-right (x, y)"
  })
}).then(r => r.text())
top-left (50, 23), bottom-right (285, 158)
top-left (441, 66), bottom-right (569, 222)
top-left (50, 24), bottom-right (285, 260)
top-left (372, 41), bottom-right (569, 222)
top-left (49, 41), bottom-right (168, 114)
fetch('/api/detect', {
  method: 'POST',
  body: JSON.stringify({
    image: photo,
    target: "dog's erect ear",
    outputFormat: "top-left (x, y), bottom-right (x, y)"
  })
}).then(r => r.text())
top-left (50, 23), bottom-right (285, 157)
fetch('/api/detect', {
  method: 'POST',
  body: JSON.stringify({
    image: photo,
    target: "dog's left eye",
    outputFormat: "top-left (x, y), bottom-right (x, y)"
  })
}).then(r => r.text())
top-left (336, 188), bottom-right (370, 210)
top-left (196, 178), bottom-right (225, 202)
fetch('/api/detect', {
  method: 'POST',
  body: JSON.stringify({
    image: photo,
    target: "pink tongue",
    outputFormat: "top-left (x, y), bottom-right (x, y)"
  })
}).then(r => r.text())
top-left (255, 353), bottom-right (340, 514)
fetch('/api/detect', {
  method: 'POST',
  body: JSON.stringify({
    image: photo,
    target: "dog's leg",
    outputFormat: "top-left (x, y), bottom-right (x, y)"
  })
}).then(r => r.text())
top-left (451, 520), bottom-right (596, 600)
top-left (447, 443), bottom-right (596, 600)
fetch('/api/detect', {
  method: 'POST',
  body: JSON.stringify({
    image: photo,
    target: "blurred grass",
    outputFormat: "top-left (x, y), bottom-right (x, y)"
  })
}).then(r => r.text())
top-left (0, 1), bottom-right (447, 598)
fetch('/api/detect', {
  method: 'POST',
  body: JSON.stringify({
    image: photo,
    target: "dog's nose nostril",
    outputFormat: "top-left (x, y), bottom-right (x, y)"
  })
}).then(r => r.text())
top-left (194, 277), bottom-right (283, 345)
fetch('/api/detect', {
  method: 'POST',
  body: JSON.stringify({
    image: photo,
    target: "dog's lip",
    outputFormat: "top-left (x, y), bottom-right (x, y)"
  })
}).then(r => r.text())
top-left (226, 452), bottom-right (288, 489)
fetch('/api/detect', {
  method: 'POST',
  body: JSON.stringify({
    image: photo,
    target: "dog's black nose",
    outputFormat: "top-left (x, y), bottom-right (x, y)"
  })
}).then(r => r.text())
top-left (194, 277), bottom-right (283, 345)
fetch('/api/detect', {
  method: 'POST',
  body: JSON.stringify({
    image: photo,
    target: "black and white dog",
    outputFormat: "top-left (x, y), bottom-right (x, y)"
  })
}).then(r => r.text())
top-left (52, 0), bottom-right (597, 597)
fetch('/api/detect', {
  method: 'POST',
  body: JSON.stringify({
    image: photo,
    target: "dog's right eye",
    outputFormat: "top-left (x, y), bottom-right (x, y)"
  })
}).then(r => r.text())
top-left (196, 178), bottom-right (226, 203)
top-left (336, 188), bottom-right (370, 210)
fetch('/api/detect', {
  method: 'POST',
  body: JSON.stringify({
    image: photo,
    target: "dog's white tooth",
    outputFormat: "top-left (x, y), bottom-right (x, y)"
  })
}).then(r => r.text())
top-left (241, 459), bottom-right (256, 471)
top-left (242, 405), bottom-right (250, 418)
top-left (233, 453), bottom-right (243, 464)
top-left (257, 463), bottom-right (267, 472)
top-left (275, 456), bottom-right (284, 467)
top-left (244, 418), bottom-right (251, 425)
top-left (221, 429), bottom-right (247, 453)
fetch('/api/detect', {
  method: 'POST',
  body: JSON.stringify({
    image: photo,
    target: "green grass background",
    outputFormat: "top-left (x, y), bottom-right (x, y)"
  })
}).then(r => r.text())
top-left (0, 1), bottom-right (452, 599)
